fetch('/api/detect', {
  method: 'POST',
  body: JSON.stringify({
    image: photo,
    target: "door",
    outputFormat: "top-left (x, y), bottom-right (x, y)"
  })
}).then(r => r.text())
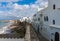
top-left (55, 32), bottom-right (59, 41)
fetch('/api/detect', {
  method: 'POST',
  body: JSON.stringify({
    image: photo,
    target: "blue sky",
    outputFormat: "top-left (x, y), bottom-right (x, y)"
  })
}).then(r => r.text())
top-left (16, 0), bottom-right (37, 5)
top-left (0, 0), bottom-right (37, 11)
top-left (0, 0), bottom-right (47, 11)
top-left (0, 0), bottom-right (37, 5)
top-left (0, 0), bottom-right (48, 20)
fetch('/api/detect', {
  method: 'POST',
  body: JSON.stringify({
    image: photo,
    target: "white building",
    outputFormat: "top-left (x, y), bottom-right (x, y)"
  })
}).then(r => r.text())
top-left (32, 0), bottom-right (60, 41)
top-left (32, 11), bottom-right (43, 31)
top-left (20, 17), bottom-right (32, 23)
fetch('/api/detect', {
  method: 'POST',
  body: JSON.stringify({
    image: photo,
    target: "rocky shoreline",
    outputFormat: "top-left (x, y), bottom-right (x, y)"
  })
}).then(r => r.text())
top-left (0, 20), bottom-right (27, 38)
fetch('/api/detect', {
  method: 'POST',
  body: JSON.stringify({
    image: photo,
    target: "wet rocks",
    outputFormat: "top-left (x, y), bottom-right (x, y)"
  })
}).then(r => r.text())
top-left (0, 20), bottom-right (26, 38)
top-left (9, 20), bottom-right (26, 38)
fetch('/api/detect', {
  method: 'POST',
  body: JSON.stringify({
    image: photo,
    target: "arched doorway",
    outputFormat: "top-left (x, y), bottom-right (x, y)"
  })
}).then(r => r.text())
top-left (55, 32), bottom-right (59, 41)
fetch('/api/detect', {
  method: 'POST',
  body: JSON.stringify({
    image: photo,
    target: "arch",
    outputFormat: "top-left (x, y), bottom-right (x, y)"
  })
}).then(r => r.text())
top-left (55, 32), bottom-right (59, 41)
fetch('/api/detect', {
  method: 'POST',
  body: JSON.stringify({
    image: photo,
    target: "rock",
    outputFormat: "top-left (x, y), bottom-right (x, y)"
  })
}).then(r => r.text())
top-left (0, 20), bottom-right (26, 38)
top-left (9, 20), bottom-right (26, 38)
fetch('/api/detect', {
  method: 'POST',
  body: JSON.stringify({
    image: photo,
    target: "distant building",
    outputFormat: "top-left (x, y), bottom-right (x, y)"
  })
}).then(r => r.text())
top-left (20, 17), bottom-right (32, 23)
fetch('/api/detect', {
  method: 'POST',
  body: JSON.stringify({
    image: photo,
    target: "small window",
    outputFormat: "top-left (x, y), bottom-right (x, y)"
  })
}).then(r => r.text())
top-left (53, 4), bottom-right (55, 9)
top-left (38, 18), bottom-right (40, 21)
top-left (40, 14), bottom-right (43, 17)
top-left (34, 14), bottom-right (36, 16)
top-left (46, 16), bottom-right (48, 21)
top-left (44, 16), bottom-right (46, 21)
top-left (53, 20), bottom-right (55, 25)
top-left (41, 27), bottom-right (42, 30)
top-left (51, 39), bottom-right (53, 41)
top-left (44, 16), bottom-right (48, 21)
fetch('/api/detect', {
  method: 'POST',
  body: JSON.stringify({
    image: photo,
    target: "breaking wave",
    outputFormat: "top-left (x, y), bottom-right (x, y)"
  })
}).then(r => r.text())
top-left (0, 22), bottom-right (14, 34)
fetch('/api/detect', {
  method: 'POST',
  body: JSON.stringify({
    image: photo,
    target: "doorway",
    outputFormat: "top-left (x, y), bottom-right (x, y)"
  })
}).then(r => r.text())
top-left (55, 32), bottom-right (59, 41)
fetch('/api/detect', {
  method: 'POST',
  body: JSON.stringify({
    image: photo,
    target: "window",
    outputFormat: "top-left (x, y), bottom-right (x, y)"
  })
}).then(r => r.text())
top-left (34, 14), bottom-right (36, 16)
top-left (38, 18), bottom-right (40, 21)
top-left (53, 4), bottom-right (55, 9)
top-left (40, 14), bottom-right (43, 17)
top-left (46, 16), bottom-right (48, 21)
top-left (53, 20), bottom-right (55, 25)
top-left (41, 27), bottom-right (42, 30)
top-left (51, 39), bottom-right (53, 41)
top-left (44, 16), bottom-right (48, 21)
top-left (44, 16), bottom-right (46, 21)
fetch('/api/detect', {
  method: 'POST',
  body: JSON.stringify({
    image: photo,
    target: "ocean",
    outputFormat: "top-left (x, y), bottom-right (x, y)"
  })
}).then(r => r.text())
top-left (0, 22), bottom-right (8, 28)
top-left (0, 22), bottom-right (9, 33)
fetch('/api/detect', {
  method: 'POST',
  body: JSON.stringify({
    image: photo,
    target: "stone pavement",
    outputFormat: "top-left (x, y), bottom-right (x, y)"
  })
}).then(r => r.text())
top-left (31, 27), bottom-right (49, 41)
top-left (30, 26), bottom-right (40, 41)
top-left (24, 25), bottom-right (31, 41)
top-left (37, 33), bottom-right (49, 41)
top-left (24, 24), bottom-right (49, 41)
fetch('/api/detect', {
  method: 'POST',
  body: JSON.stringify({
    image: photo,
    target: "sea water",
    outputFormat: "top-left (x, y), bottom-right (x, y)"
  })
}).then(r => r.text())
top-left (0, 21), bottom-right (15, 34)
top-left (0, 22), bottom-right (9, 33)
top-left (0, 22), bottom-right (8, 28)
top-left (0, 22), bottom-right (24, 41)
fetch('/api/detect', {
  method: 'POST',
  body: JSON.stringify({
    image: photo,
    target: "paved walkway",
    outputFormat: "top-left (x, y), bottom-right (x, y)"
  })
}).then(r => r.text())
top-left (24, 25), bottom-right (31, 41)
top-left (31, 27), bottom-right (49, 41)
top-left (37, 33), bottom-right (49, 41)
top-left (24, 24), bottom-right (49, 41)
top-left (30, 26), bottom-right (40, 41)
top-left (24, 24), bottom-right (40, 41)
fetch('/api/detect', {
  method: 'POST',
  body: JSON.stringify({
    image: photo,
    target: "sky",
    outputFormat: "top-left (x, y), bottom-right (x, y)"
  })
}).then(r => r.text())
top-left (0, 0), bottom-right (48, 20)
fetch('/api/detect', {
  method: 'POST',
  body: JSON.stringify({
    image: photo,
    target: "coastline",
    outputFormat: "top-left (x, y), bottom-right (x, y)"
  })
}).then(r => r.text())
top-left (0, 20), bottom-right (26, 38)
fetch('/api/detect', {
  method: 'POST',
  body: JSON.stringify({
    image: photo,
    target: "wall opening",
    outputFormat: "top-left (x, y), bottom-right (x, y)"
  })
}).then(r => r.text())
top-left (55, 32), bottom-right (59, 41)
top-left (53, 4), bottom-right (55, 9)
top-left (53, 20), bottom-right (55, 25)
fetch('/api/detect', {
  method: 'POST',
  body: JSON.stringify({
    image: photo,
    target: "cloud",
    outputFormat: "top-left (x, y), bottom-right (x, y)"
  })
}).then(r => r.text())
top-left (9, 3), bottom-right (38, 17)
top-left (0, 0), bottom-right (48, 20)
top-left (35, 0), bottom-right (48, 8)
top-left (0, 3), bottom-right (38, 20)
top-left (40, 1), bottom-right (48, 8)
top-left (13, 3), bottom-right (30, 10)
